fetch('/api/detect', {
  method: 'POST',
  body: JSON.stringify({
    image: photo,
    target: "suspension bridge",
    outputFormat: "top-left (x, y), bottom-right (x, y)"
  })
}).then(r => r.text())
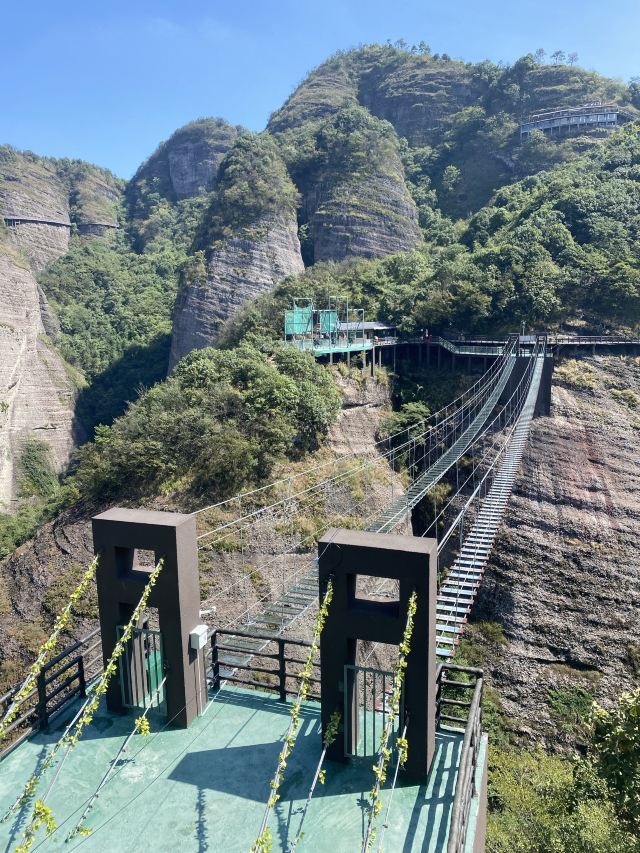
top-left (184, 333), bottom-right (551, 678)
top-left (1, 330), bottom-right (634, 853)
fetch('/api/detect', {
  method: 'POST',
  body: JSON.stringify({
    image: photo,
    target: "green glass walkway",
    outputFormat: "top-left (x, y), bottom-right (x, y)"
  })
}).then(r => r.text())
top-left (0, 687), bottom-right (484, 853)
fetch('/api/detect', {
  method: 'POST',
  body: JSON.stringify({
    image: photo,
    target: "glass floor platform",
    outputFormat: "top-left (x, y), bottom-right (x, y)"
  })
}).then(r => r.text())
top-left (0, 686), bottom-right (486, 853)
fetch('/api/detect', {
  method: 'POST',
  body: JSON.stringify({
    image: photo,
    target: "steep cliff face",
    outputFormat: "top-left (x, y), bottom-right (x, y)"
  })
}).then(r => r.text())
top-left (127, 118), bottom-right (245, 210)
top-left (0, 244), bottom-right (79, 509)
top-left (0, 147), bottom-right (122, 270)
top-left (0, 149), bottom-right (121, 507)
top-left (170, 213), bottom-right (304, 366)
top-left (170, 133), bottom-right (304, 365)
top-left (300, 108), bottom-right (421, 262)
top-left (0, 150), bottom-right (71, 271)
top-left (358, 55), bottom-right (484, 146)
top-left (475, 355), bottom-right (640, 745)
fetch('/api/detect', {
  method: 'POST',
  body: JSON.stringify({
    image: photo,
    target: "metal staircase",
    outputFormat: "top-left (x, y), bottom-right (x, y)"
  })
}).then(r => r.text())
top-left (434, 351), bottom-right (546, 657)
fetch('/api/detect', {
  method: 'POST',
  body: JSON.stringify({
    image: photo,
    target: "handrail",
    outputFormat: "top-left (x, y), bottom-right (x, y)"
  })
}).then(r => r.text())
top-left (446, 672), bottom-right (484, 853)
top-left (0, 628), bottom-right (103, 760)
top-left (209, 628), bottom-right (315, 702)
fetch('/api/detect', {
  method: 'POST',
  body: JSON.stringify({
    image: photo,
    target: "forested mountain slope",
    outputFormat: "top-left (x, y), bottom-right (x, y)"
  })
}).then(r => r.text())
top-left (1, 43), bottom-right (640, 852)
top-left (1, 44), bottom-right (638, 522)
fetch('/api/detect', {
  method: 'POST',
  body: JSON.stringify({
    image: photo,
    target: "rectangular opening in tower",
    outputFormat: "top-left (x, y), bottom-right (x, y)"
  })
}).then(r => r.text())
top-left (350, 574), bottom-right (400, 617)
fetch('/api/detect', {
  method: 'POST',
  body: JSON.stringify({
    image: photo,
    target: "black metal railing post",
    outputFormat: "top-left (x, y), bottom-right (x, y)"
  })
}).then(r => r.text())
top-left (278, 639), bottom-right (287, 702)
top-left (77, 656), bottom-right (87, 699)
top-left (36, 670), bottom-right (48, 729)
top-left (211, 631), bottom-right (220, 692)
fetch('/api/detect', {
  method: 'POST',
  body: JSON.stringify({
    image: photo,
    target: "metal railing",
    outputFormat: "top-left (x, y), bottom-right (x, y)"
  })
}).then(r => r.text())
top-left (209, 628), bottom-right (319, 701)
top-left (0, 628), bottom-right (102, 760)
top-left (432, 336), bottom-right (505, 356)
top-left (548, 334), bottom-right (640, 346)
top-left (436, 664), bottom-right (484, 853)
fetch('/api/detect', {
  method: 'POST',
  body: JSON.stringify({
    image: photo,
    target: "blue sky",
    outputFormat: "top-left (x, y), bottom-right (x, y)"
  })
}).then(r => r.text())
top-left (2, 0), bottom-right (638, 178)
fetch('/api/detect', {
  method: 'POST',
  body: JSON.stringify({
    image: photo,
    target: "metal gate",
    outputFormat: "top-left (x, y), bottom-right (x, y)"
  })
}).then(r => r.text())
top-left (344, 664), bottom-right (404, 758)
top-left (117, 626), bottom-right (165, 710)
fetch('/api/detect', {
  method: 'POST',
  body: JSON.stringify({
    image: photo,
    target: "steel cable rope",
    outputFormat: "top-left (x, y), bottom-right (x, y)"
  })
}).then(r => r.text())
top-left (216, 351), bottom-right (521, 631)
top-left (195, 377), bottom-right (502, 554)
top-left (67, 676), bottom-right (168, 841)
top-left (202, 443), bottom-right (422, 615)
top-left (204, 344), bottom-right (518, 662)
top-left (194, 386), bottom-right (487, 546)
top-left (191, 338), bottom-right (514, 523)
top-left (430, 349), bottom-right (540, 553)
top-left (367, 350), bottom-right (519, 534)
top-left (433, 342), bottom-right (544, 642)
top-left (419, 346), bottom-right (540, 544)
top-left (29, 684), bottom-right (240, 852)
top-left (192, 342), bottom-right (516, 544)
top-left (376, 720), bottom-right (408, 853)
top-left (196, 438), bottom-right (410, 551)
top-left (212, 496), bottom-right (382, 628)
top-left (360, 344), bottom-right (541, 663)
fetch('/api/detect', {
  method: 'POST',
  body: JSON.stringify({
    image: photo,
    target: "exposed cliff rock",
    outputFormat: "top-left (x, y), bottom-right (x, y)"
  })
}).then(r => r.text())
top-left (0, 149), bottom-right (120, 506)
top-left (268, 63), bottom-right (358, 134)
top-left (358, 55), bottom-right (484, 146)
top-left (296, 108), bottom-right (421, 263)
top-left (127, 118), bottom-right (245, 210)
top-left (170, 133), bottom-right (304, 365)
top-left (170, 212), bottom-right (304, 366)
top-left (475, 355), bottom-right (640, 746)
top-left (0, 147), bottom-right (122, 271)
top-left (0, 150), bottom-right (70, 270)
top-left (0, 244), bottom-right (80, 510)
top-left (307, 171), bottom-right (420, 262)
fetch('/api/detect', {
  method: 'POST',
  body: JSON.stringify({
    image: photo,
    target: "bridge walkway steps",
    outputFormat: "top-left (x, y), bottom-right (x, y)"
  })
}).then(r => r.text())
top-left (435, 353), bottom-right (546, 658)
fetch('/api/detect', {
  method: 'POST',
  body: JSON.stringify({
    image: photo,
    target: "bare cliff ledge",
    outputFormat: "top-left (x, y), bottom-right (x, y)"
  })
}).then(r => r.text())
top-left (475, 355), bottom-right (640, 746)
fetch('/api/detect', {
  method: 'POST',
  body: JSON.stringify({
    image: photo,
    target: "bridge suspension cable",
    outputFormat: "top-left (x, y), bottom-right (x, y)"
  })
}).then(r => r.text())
top-left (194, 337), bottom-right (518, 546)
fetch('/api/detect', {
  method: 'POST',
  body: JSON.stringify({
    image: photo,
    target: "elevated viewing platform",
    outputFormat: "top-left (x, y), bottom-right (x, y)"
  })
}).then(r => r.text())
top-left (0, 681), bottom-right (486, 852)
top-left (0, 513), bottom-right (489, 853)
top-left (519, 102), bottom-right (630, 139)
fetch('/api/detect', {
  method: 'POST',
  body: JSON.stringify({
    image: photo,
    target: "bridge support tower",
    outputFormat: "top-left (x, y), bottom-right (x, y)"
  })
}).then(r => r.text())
top-left (318, 529), bottom-right (437, 781)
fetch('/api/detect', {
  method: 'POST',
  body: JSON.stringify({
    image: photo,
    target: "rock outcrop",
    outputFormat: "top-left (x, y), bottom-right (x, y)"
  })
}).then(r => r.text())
top-left (0, 151), bottom-right (71, 270)
top-left (170, 213), bottom-right (304, 366)
top-left (475, 356), bottom-right (640, 745)
top-left (357, 55), bottom-right (484, 146)
top-left (306, 171), bottom-right (421, 262)
top-left (0, 245), bottom-right (80, 509)
top-left (170, 133), bottom-right (304, 366)
top-left (127, 118), bottom-right (245, 208)
top-left (0, 149), bottom-right (120, 506)
top-left (297, 108), bottom-right (421, 263)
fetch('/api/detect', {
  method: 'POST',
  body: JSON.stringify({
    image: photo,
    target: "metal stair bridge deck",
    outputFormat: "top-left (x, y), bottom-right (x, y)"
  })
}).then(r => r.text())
top-left (366, 352), bottom-right (517, 534)
top-left (214, 352), bottom-right (518, 676)
top-left (434, 351), bottom-right (546, 658)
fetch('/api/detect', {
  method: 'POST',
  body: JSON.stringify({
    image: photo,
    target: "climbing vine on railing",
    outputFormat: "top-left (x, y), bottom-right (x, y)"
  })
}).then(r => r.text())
top-left (0, 555), bottom-right (100, 741)
top-left (5, 559), bottom-right (165, 852)
top-left (14, 800), bottom-right (56, 853)
top-left (251, 579), bottom-right (334, 853)
top-left (362, 590), bottom-right (417, 853)
top-left (290, 708), bottom-right (341, 851)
